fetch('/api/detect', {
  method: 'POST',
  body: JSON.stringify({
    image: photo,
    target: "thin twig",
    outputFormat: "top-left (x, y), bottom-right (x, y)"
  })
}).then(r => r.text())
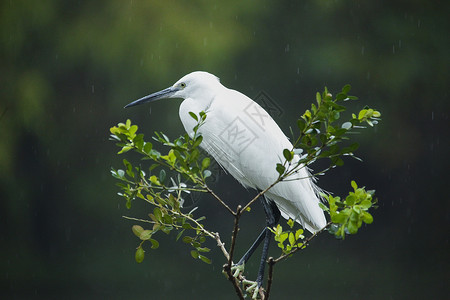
top-left (240, 180), bottom-right (280, 214)
top-left (265, 257), bottom-right (275, 300)
top-left (223, 263), bottom-right (245, 300)
top-left (204, 185), bottom-right (236, 216)
top-left (228, 205), bottom-right (242, 266)
top-left (222, 205), bottom-right (247, 299)
top-left (214, 232), bottom-right (230, 261)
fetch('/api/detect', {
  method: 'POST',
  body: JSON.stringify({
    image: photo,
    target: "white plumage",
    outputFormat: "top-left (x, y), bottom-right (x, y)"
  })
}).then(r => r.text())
top-left (171, 71), bottom-right (326, 233)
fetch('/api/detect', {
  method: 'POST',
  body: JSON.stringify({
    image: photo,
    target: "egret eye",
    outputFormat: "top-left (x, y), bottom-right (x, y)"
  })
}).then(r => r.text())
top-left (180, 82), bottom-right (186, 88)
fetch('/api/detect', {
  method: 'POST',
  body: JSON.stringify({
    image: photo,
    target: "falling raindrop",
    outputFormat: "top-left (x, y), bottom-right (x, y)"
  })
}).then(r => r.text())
top-left (285, 44), bottom-right (290, 52)
top-left (392, 45), bottom-right (395, 54)
top-left (361, 46), bottom-right (365, 56)
top-left (91, 85), bottom-right (95, 93)
top-left (431, 111), bottom-right (434, 121)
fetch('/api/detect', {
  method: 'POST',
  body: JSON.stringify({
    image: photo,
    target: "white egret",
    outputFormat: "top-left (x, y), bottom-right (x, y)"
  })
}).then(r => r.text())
top-left (125, 71), bottom-right (326, 286)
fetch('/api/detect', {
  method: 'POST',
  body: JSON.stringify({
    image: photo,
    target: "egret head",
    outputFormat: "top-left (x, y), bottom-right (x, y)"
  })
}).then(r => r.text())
top-left (125, 71), bottom-right (221, 108)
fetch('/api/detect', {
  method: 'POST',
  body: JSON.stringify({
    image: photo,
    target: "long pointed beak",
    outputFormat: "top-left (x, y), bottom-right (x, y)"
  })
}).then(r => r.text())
top-left (124, 87), bottom-right (177, 108)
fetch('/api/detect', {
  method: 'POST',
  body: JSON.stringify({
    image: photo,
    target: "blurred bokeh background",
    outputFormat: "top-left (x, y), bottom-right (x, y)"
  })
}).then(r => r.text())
top-left (1, 1), bottom-right (449, 299)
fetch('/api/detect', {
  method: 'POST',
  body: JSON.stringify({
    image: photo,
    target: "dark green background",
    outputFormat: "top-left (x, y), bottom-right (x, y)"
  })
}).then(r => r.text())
top-left (1, 1), bottom-right (448, 299)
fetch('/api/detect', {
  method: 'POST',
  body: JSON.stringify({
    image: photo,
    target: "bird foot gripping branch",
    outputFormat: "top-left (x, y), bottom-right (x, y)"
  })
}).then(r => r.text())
top-left (231, 263), bottom-right (246, 278)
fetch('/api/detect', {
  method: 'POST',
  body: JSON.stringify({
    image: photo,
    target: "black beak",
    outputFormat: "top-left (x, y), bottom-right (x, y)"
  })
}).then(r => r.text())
top-left (124, 87), bottom-right (177, 108)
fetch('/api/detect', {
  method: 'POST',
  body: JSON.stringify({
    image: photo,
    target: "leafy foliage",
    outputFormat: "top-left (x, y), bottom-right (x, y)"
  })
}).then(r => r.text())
top-left (110, 113), bottom-right (215, 264)
top-left (269, 219), bottom-right (305, 255)
top-left (322, 181), bottom-right (376, 239)
top-left (276, 85), bottom-right (381, 180)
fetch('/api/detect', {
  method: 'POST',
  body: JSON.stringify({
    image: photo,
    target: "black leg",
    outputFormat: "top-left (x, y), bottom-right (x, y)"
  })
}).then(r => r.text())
top-left (256, 225), bottom-right (273, 286)
top-left (256, 196), bottom-right (281, 287)
top-left (236, 228), bottom-right (266, 265)
top-left (235, 195), bottom-right (281, 287)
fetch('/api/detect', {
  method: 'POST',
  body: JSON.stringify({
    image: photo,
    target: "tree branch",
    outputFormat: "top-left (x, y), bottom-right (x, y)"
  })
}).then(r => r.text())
top-left (240, 181), bottom-right (280, 214)
top-left (214, 232), bottom-right (230, 261)
top-left (265, 257), bottom-right (275, 300)
top-left (223, 263), bottom-right (245, 300)
top-left (205, 185), bottom-right (236, 216)
top-left (228, 205), bottom-right (242, 266)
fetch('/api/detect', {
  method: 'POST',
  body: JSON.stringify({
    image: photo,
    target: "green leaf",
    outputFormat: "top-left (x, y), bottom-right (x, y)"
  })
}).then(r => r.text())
top-left (150, 175), bottom-right (160, 185)
top-left (196, 247), bottom-right (211, 253)
top-left (360, 200), bottom-right (372, 209)
top-left (278, 232), bottom-right (288, 244)
top-left (132, 225), bottom-right (144, 237)
top-left (202, 157), bottom-right (211, 169)
top-left (316, 92), bottom-right (322, 104)
top-left (143, 142), bottom-right (153, 154)
top-left (303, 110), bottom-right (311, 120)
top-left (192, 136), bottom-right (203, 148)
top-left (345, 194), bottom-right (357, 206)
top-left (153, 207), bottom-right (162, 222)
top-left (287, 219), bottom-right (295, 228)
top-left (126, 199), bottom-right (132, 209)
top-left (318, 202), bottom-right (329, 212)
top-left (331, 212), bottom-right (347, 224)
top-left (203, 170), bottom-right (212, 178)
top-left (139, 230), bottom-right (152, 241)
top-left (283, 149), bottom-right (294, 161)
top-left (332, 156), bottom-right (344, 167)
top-left (199, 255), bottom-right (212, 264)
top-left (176, 229), bottom-right (185, 241)
top-left (358, 109), bottom-right (367, 120)
top-left (276, 163), bottom-right (286, 176)
top-left (341, 122), bottom-right (352, 130)
top-left (182, 223), bottom-right (194, 230)
top-left (342, 84), bottom-right (351, 94)
top-left (149, 238), bottom-right (159, 249)
top-left (189, 112), bottom-right (198, 121)
top-left (295, 229), bottom-right (304, 240)
top-left (133, 134), bottom-right (144, 150)
top-left (336, 92), bottom-right (347, 101)
top-left (362, 212), bottom-right (374, 224)
top-left (159, 169), bottom-right (166, 183)
top-left (288, 232), bottom-right (295, 246)
top-left (347, 221), bottom-right (358, 234)
top-left (297, 119), bottom-right (306, 131)
top-left (118, 145), bottom-right (133, 154)
top-left (190, 250), bottom-right (199, 259)
top-left (135, 246), bottom-right (145, 263)
top-left (182, 236), bottom-right (193, 244)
